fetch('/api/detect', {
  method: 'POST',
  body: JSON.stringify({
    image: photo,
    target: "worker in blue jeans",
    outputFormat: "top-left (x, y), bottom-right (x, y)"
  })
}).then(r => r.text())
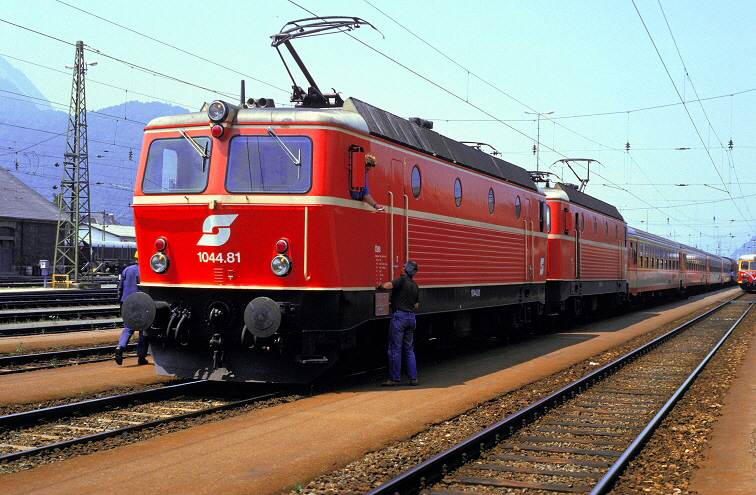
top-left (376, 261), bottom-right (420, 386)
top-left (115, 252), bottom-right (149, 365)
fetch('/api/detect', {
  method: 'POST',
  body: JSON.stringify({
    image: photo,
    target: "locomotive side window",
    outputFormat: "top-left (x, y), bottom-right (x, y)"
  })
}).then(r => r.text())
top-left (515, 196), bottom-right (521, 219)
top-left (226, 135), bottom-right (312, 193)
top-left (488, 188), bottom-right (495, 214)
top-left (411, 166), bottom-right (421, 198)
top-left (142, 137), bottom-right (211, 193)
top-left (454, 178), bottom-right (462, 207)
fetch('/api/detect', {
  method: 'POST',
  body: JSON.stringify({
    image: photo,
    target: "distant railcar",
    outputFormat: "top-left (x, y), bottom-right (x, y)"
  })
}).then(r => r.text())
top-left (737, 254), bottom-right (756, 292)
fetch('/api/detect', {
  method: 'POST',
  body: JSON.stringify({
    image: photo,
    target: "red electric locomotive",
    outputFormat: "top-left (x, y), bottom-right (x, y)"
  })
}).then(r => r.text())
top-left (122, 18), bottom-right (549, 383)
top-left (540, 174), bottom-right (627, 316)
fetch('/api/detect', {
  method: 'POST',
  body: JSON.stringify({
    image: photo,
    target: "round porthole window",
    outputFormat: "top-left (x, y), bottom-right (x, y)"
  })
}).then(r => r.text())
top-left (411, 166), bottom-right (421, 198)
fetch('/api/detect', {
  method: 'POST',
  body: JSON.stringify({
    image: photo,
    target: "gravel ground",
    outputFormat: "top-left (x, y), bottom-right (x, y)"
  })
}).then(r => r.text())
top-left (288, 302), bottom-right (755, 495)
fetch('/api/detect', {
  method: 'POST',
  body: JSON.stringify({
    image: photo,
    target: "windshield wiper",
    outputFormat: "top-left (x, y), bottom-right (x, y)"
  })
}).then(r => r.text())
top-left (267, 127), bottom-right (302, 178)
top-left (179, 129), bottom-right (209, 171)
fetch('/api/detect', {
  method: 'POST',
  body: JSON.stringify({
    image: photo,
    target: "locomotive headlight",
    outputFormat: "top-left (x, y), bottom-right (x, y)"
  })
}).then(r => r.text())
top-left (270, 254), bottom-right (292, 277)
top-left (207, 100), bottom-right (229, 122)
top-left (150, 252), bottom-right (170, 274)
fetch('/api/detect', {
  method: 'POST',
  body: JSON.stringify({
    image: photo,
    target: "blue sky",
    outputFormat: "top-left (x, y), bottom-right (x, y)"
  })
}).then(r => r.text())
top-left (1, 0), bottom-right (754, 256)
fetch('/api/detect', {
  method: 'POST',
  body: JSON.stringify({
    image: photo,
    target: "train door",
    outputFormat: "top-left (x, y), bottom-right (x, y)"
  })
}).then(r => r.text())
top-left (387, 158), bottom-right (407, 280)
top-left (574, 212), bottom-right (581, 279)
top-left (524, 197), bottom-right (533, 281)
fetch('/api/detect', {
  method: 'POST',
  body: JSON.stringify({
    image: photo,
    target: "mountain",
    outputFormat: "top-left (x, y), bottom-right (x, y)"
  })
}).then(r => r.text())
top-left (0, 56), bottom-right (52, 112)
top-left (0, 56), bottom-right (188, 226)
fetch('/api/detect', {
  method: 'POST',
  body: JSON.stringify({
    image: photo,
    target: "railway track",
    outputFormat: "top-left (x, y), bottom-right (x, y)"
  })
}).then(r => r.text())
top-left (0, 289), bottom-right (121, 336)
top-left (0, 344), bottom-right (135, 374)
top-left (0, 381), bottom-right (297, 465)
top-left (366, 294), bottom-right (753, 495)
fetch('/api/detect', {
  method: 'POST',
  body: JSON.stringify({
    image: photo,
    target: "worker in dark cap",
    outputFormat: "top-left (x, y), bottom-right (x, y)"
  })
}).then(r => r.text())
top-left (115, 251), bottom-right (149, 365)
top-left (376, 260), bottom-right (420, 386)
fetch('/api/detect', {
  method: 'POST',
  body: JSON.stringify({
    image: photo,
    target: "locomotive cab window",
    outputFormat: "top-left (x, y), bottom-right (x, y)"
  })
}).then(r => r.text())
top-left (142, 137), bottom-right (211, 194)
top-left (226, 135), bottom-right (312, 193)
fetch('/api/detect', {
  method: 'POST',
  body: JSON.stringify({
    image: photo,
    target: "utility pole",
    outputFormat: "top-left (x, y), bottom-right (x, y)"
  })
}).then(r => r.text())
top-left (53, 41), bottom-right (96, 284)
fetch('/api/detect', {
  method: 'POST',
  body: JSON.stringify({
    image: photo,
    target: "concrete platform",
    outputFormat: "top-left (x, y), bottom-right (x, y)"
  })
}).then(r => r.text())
top-left (0, 288), bottom-right (742, 495)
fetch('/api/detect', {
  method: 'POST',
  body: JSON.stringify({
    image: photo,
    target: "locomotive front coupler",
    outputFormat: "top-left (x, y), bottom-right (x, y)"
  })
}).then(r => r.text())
top-left (207, 304), bottom-right (230, 370)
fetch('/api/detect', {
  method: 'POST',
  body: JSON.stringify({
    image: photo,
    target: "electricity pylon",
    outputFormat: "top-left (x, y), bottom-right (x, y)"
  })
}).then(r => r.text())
top-left (53, 40), bottom-right (96, 283)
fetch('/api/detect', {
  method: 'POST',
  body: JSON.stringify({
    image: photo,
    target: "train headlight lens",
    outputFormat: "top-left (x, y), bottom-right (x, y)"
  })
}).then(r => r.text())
top-left (207, 100), bottom-right (229, 122)
top-left (270, 254), bottom-right (292, 277)
top-left (150, 252), bottom-right (170, 274)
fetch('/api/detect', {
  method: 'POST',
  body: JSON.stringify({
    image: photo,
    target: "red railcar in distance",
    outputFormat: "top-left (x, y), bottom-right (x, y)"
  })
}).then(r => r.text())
top-left (737, 254), bottom-right (756, 292)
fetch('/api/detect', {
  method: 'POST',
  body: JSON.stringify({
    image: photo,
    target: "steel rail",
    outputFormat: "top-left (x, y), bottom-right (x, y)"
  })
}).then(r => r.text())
top-left (365, 293), bottom-right (745, 495)
top-left (0, 344), bottom-right (135, 374)
top-left (589, 301), bottom-right (753, 494)
top-left (0, 381), bottom-right (292, 463)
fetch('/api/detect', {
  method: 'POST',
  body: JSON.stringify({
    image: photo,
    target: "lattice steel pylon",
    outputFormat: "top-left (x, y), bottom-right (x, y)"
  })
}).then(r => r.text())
top-left (53, 41), bottom-right (95, 283)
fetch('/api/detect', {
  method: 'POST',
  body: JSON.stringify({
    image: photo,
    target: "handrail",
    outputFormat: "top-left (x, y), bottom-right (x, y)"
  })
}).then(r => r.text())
top-left (388, 191), bottom-right (394, 280)
top-left (303, 207), bottom-right (311, 281)
top-left (404, 194), bottom-right (409, 262)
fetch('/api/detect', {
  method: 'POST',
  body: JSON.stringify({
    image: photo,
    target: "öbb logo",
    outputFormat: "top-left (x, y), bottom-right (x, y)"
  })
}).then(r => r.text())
top-left (197, 214), bottom-right (238, 247)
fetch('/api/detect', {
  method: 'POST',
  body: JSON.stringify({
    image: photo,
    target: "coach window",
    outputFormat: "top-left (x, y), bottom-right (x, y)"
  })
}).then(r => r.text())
top-left (226, 135), bottom-right (312, 193)
top-left (142, 136), bottom-right (211, 193)
top-left (411, 166), bottom-right (421, 198)
top-left (515, 196), bottom-right (521, 219)
top-left (488, 188), bottom-right (495, 214)
top-left (454, 178), bottom-right (462, 207)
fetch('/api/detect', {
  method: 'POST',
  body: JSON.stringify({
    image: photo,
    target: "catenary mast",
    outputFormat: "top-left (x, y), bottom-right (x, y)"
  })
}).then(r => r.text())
top-left (53, 40), bottom-right (94, 283)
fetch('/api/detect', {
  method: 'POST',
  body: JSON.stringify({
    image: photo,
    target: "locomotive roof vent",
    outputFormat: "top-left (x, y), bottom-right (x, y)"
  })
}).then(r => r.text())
top-left (409, 117), bottom-right (434, 130)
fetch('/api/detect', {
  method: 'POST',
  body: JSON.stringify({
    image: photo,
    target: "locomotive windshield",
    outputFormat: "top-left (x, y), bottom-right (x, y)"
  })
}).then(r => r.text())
top-left (142, 137), bottom-right (211, 194)
top-left (226, 135), bottom-right (312, 193)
